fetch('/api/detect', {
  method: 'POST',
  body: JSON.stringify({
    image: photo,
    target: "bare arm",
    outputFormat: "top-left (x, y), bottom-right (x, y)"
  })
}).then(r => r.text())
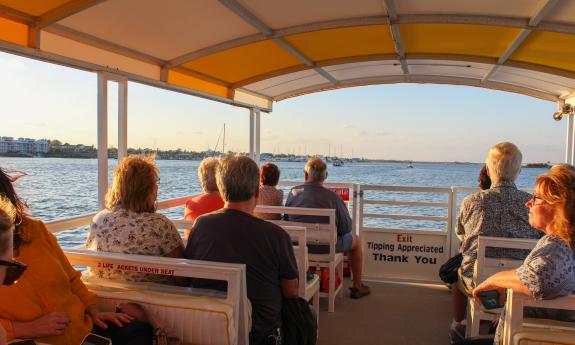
top-left (472, 269), bottom-right (532, 306)
top-left (281, 278), bottom-right (299, 298)
top-left (166, 244), bottom-right (184, 258)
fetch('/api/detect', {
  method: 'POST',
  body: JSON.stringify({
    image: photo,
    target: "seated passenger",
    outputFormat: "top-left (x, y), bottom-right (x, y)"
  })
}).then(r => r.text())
top-left (184, 155), bottom-right (299, 345)
top-left (183, 157), bottom-right (224, 237)
top-left (473, 164), bottom-right (575, 344)
top-left (254, 163), bottom-right (284, 220)
top-left (450, 142), bottom-right (541, 342)
top-left (0, 167), bottom-right (153, 345)
top-left (86, 156), bottom-right (184, 283)
top-left (478, 164), bottom-right (491, 190)
top-left (285, 157), bottom-right (370, 299)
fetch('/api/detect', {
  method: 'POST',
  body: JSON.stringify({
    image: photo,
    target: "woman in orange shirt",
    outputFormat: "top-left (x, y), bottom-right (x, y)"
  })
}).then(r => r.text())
top-left (0, 168), bottom-right (152, 345)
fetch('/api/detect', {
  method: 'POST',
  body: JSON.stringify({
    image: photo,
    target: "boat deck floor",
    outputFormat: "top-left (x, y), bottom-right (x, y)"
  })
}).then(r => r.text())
top-left (317, 279), bottom-right (452, 345)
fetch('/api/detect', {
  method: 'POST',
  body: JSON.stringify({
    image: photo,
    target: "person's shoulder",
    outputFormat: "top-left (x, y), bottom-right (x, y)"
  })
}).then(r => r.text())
top-left (19, 216), bottom-right (50, 241)
top-left (92, 208), bottom-right (113, 222)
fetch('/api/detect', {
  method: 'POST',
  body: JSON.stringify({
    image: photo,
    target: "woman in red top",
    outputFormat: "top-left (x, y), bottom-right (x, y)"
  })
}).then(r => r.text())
top-left (184, 158), bottom-right (224, 238)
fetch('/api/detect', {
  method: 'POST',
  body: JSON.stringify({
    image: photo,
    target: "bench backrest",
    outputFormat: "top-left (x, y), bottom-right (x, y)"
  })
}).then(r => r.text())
top-left (476, 236), bottom-right (539, 285)
top-left (503, 290), bottom-right (575, 345)
top-left (64, 249), bottom-right (249, 345)
top-left (280, 225), bottom-right (308, 296)
top-left (255, 205), bottom-right (337, 260)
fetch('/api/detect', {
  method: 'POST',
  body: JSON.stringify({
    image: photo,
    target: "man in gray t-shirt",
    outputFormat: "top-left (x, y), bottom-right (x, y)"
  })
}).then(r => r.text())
top-left (285, 157), bottom-right (370, 299)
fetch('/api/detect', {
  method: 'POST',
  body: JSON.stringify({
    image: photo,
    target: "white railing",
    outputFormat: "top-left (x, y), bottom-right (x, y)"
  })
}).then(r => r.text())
top-left (44, 184), bottom-right (483, 286)
top-left (45, 194), bottom-right (194, 233)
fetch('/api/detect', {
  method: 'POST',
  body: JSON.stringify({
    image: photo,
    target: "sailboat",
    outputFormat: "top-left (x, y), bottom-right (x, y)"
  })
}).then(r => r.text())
top-left (407, 160), bottom-right (414, 168)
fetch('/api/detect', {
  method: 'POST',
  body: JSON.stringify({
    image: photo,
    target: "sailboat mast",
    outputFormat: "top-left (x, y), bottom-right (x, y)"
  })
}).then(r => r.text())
top-left (222, 123), bottom-right (225, 155)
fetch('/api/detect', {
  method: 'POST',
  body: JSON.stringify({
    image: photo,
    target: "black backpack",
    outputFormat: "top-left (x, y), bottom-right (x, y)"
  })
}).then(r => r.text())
top-left (281, 297), bottom-right (317, 345)
top-left (439, 253), bottom-right (463, 284)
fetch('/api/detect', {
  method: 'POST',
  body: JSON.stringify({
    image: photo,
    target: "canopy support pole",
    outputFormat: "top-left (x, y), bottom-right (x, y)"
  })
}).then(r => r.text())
top-left (117, 79), bottom-right (128, 161)
top-left (249, 108), bottom-right (255, 160)
top-left (97, 72), bottom-right (108, 210)
top-left (248, 108), bottom-right (261, 164)
top-left (566, 114), bottom-right (574, 165)
top-left (254, 108), bottom-right (261, 164)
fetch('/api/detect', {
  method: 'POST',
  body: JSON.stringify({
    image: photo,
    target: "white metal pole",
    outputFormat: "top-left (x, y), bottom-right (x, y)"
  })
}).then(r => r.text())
top-left (566, 114), bottom-right (574, 164)
top-left (97, 72), bottom-right (108, 210)
top-left (570, 114), bottom-right (575, 165)
top-left (255, 109), bottom-right (261, 164)
top-left (249, 108), bottom-right (255, 160)
top-left (118, 79), bottom-right (128, 161)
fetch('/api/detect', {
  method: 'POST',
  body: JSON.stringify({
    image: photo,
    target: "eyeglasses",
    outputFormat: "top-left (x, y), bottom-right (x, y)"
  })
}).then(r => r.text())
top-left (530, 194), bottom-right (546, 205)
top-left (0, 259), bottom-right (27, 286)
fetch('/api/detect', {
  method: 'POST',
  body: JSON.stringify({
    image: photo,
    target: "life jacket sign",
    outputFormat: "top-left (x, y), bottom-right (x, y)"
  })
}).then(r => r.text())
top-left (96, 261), bottom-right (176, 276)
top-left (328, 187), bottom-right (350, 201)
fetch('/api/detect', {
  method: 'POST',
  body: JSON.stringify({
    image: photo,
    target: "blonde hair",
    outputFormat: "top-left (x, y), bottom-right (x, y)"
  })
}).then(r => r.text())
top-left (198, 157), bottom-right (219, 192)
top-left (536, 164), bottom-right (575, 249)
top-left (486, 142), bottom-right (522, 183)
top-left (216, 155), bottom-right (259, 202)
top-left (304, 157), bottom-right (327, 182)
top-left (0, 196), bottom-right (16, 256)
top-left (106, 156), bottom-right (158, 213)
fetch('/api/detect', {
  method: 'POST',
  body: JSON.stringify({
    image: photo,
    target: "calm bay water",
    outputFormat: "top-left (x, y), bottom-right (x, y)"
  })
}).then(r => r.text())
top-left (0, 157), bottom-right (548, 248)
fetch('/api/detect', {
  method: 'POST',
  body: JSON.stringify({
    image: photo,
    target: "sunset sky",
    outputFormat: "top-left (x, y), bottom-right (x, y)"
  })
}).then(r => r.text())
top-left (0, 51), bottom-right (562, 163)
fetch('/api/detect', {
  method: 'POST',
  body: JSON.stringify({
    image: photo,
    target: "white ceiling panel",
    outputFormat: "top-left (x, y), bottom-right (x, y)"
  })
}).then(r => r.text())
top-left (491, 65), bottom-right (575, 97)
top-left (395, 0), bottom-right (539, 18)
top-left (239, 0), bottom-right (385, 30)
top-left (324, 60), bottom-right (402, 80)
top-left (407, 60), bottom-right (491, 79)
top-left (243, 69), bottom-right (327, 97)
top-left (58, 0), bottom-right (259, 61)
top-left (544, 1), bottom-right (575, 25)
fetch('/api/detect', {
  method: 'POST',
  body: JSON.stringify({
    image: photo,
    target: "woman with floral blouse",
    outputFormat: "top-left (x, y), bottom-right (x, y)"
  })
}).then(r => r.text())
top-left (86, 156), bottom-right (184, 283)
top-left (473, 164), bottom-right (575, 344)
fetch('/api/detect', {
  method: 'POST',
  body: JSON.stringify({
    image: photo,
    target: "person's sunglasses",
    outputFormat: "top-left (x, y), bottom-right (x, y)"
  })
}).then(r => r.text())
top-left (0, 259), bottom-right (27, 286)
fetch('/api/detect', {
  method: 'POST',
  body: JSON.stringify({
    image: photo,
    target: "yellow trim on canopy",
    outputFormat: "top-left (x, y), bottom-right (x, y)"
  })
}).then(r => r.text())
top-left (284, 25), bottom-right (395, 62)
top-left (0, 0), bottom-right (71, 16)
top-left (401, 24), bottom-right (522, 58)
top-left (169, 70), bottom-right (229, 99)
top-left (510, 31), bottom-right (575, 73)
top-left (183, 40), bottom-right (303, 84)
top-left (0, 17), bottom-right (27, 46)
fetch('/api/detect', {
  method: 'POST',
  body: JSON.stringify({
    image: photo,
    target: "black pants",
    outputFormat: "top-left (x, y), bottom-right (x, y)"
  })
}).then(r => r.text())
top-left (93, 320), bottom-right (153, 345)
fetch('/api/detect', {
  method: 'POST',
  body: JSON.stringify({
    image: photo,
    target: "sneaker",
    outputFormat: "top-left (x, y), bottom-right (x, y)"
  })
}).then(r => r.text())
top-left (349, 284), bottom-right (370, 299)
top-left (449, 320), bottom-right (466, 344)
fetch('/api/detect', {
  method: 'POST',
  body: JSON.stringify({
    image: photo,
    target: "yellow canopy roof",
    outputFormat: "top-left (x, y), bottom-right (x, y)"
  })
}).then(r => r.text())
top-left (2, 0), bottom-right (575, 111)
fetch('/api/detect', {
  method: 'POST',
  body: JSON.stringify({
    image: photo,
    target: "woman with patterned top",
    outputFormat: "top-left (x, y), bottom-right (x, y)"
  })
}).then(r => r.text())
top-left (86, 156), bottom-right (184, 283)
top-left (254, 163), bottom-right (284, 220)
top-left (472, 164), bottom-right (575, 344)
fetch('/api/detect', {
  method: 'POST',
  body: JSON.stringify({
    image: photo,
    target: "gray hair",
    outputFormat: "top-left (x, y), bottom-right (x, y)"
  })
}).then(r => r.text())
top-left (216, 155), bottom-right (259, 202)
top-left (305, 157), bottom-right (327, 182)
top-left (198, 157), bottom-right (219, 192)
top-left (486, 142), bottom-right (522, 183)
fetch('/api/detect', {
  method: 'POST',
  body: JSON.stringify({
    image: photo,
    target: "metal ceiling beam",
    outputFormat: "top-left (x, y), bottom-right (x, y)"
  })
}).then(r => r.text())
top-left (233, 52), bottom-right (575, 92)
top-left (163, 13), bottom-right (575, 70)
top-left (0, 5), bottom-right (36, 25)
top-left (36, 0), bottom-right (107, 29)
top-left (481, 0), bottom-right (560, 84)
top-left (217, 0), bottom-right (338, 84)
top-left (382, 0), bottom-right (409, 75)
top-left (273, 74), bottom-right (560, 102)
top-left (0, 39), bottom-right (272, 112)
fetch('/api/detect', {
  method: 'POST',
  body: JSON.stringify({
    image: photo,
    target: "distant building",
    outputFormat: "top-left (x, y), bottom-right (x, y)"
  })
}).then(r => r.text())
top-left (0, 137), bottom-right (51, 155)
